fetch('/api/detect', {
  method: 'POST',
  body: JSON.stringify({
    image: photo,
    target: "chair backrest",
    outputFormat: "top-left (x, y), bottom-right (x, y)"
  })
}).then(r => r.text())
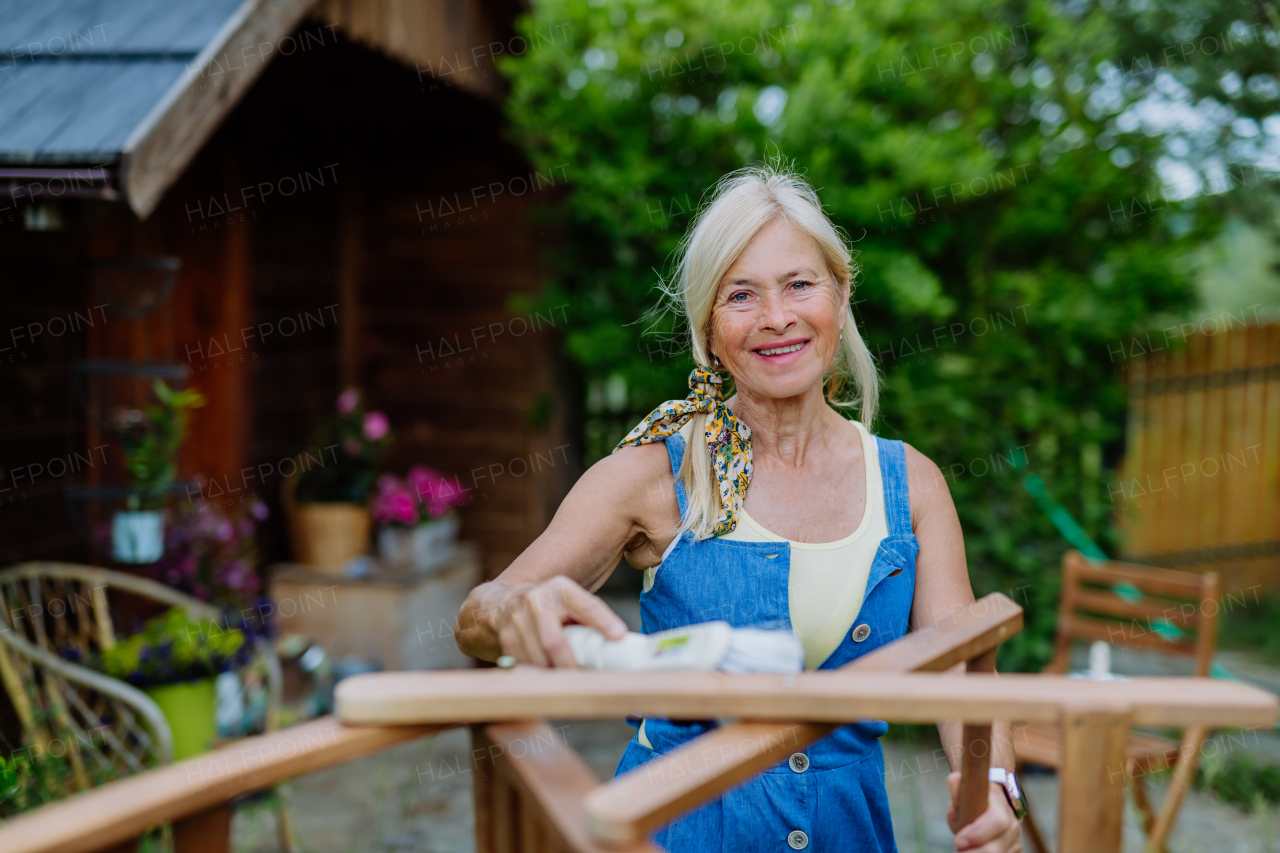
top-left (0, 562), bottom-right (218, 657)
top-left (1048, 549), bottom-right (1220, 677)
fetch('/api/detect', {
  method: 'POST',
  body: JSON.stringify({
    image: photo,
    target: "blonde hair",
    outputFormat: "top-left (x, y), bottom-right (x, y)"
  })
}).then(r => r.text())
top-left (657, 162), bottom-right (879, 539)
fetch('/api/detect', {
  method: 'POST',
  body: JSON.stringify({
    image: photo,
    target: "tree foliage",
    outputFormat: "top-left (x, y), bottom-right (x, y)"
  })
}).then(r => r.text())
top-left (500, 0), bottom-right (1279, 669)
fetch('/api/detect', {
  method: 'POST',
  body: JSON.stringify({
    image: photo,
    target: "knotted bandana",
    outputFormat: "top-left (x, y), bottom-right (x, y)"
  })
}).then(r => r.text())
top-left (615, 367), bottom-right (752, 537)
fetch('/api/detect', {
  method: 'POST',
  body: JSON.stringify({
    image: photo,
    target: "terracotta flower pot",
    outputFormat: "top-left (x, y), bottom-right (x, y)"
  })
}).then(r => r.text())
top-left (282, 470), bottom-right (370, 575)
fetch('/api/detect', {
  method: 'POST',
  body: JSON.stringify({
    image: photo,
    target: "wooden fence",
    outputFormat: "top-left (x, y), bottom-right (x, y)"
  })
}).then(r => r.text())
top-left (1119, 320), bottom-right (1280, 592)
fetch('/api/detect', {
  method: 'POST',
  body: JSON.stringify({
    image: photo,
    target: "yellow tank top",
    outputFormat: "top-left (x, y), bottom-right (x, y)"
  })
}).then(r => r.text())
top-left (644, 419), bottom-right (887, 671)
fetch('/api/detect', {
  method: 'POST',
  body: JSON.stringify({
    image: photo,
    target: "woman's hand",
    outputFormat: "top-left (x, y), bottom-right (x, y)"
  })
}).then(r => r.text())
top-left (945, 775), bottom-right (1023, 853)
top-left (457, 575), bottom-right (629, 667)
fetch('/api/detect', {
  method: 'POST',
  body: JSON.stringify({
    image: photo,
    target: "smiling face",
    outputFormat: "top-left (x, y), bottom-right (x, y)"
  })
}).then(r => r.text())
top-left (709, 217), bottom-right (848, 403)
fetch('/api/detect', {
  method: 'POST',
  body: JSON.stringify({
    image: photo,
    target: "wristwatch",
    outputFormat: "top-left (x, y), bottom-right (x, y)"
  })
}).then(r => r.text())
top-left (989, 768), bottom-right (1029, 821)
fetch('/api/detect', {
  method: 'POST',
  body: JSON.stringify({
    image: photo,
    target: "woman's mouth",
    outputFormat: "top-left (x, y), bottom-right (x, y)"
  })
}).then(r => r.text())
top-left (753, 340), bottom-right (809, 361)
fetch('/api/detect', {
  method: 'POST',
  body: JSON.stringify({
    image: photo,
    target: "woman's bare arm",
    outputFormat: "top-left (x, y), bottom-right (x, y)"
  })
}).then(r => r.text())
top-left (905, 445), bottom-right (1022, 852)
top-left (455, 441), bottom-right (678, 666)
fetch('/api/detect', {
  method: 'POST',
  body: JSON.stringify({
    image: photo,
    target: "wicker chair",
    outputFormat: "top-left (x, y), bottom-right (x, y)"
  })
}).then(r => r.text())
top-left (0, 562), bottom-right (282, 799)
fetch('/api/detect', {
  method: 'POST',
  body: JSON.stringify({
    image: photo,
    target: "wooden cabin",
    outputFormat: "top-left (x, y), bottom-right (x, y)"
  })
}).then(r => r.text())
top-left (0, 0), bottom-right (573, 580)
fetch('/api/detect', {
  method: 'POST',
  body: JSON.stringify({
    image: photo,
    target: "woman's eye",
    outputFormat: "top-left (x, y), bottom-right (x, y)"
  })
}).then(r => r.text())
top-left (728, 291), bottom-right (750, 303)
top-left (790, 280), bottom-right (813, 291)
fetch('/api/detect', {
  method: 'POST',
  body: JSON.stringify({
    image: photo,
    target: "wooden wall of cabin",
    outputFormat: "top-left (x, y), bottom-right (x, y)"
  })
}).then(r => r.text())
top-left (220, 29), bottom-right (573, 579)
top-left (0, 210), bottom-right (94, 564)
top-left (0, 26), bottom-right (572, 589)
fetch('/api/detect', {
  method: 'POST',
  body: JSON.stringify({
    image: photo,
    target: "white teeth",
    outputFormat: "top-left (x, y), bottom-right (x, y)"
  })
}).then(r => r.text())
top-left (758, 342), bottom-right (806, 356)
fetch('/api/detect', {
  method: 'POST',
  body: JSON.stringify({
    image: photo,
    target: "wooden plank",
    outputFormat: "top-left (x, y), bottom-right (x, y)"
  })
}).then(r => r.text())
top-left (493, 763), bottom-right (517, 853)
top-left (583, 721), bottom-right (826, 844)
top-left (958, 649), bottom-right (996, 828)
top-left (473, 726), bottom-right (496, 853)
top-left (1180, 331), bottom-right (1210, 560)
top-left (1070, 589), bottom-right (1198, 626)
top-left (1200, 330), bottom-right (1230, 572)
top-left (0, 717), bottom-right (441, 853)
top-left (1120, 354), bottom-right (1149, 556)
top-left (1064, 615), bottom-right (1197, 657)
top-left (485, 721), bottom-right (663, 853)
top-left (1220, 327), bottom-right (1251, 559)
top-left (120, 0), bottom-right (317, 218)
top-left (1058, 704), bottom-right (1131, 853)
top-left (1193, 572), bottom-right (1220, 678)
top-left (1263, 327), bottom-right (1280, 588)
top-left (335, 671), bottom-right (1278, 730)
top-left (1150, 339), bottom-right (1178, 561)
top-left (844, 592), bottom-right (1022, 673)
top-left (1071, 554), bottom-right (1206, 599)
top-left (498, 592), bottom-right (1021, 845)
top-left (173, 803), bottom-right (231, 853)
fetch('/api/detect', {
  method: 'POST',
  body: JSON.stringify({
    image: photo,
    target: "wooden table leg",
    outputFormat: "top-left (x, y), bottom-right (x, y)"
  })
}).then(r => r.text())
top-left (959, 649), bottom-right (997, 826)
top-left (1058, 704), bottom-right (1131, 853)
top-left (473, 725), bottom-right (496, 853)
top-left (173, 803), bottom-right (232, 853)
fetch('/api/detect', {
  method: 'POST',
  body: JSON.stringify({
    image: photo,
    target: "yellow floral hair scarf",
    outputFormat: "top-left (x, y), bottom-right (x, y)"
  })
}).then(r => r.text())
top-left (615, 366), bottom-right (752, 537)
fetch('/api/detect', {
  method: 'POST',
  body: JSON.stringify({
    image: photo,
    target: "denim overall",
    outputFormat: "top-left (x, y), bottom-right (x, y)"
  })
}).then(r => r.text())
top-left (614, 430), bottom-right (919, 853)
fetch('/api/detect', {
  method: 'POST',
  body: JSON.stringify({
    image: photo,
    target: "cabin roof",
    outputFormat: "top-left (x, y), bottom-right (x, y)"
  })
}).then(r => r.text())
top-left (0, 0), bottom-right (503, 219)
top-left (0, 0), bottom-right (315, 218)
top-left (0, 0), bottom-right (242, 162)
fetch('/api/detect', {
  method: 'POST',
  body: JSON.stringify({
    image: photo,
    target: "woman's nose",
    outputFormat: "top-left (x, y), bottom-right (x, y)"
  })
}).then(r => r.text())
top-left (757, 291), bottom-right (796, 332)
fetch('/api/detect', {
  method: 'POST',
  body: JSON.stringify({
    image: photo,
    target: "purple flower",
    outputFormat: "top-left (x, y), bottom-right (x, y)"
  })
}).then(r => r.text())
top-left (250, 501), bottom-right (269, 521)
top-left (337, 388), bottom-right (360, 414)
top-left (363, 411), bottom-right (389, 442)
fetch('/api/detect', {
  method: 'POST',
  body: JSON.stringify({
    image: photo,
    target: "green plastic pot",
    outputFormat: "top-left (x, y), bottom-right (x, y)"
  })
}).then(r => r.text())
top-left (146, 677), bottom-right (217, 760)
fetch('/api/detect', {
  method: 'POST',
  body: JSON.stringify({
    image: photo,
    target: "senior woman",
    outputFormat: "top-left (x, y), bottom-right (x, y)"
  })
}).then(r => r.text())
top-left (457, 165), bottom-right (1022, 853)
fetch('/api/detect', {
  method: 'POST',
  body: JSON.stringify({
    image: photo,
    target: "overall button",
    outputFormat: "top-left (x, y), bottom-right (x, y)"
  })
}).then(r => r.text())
top-left (787, 829), bottom-right (809, 849)
top-left (788, 752), bottom-right (809, 773)
top-left (852, 623), bottom-right (871, 642)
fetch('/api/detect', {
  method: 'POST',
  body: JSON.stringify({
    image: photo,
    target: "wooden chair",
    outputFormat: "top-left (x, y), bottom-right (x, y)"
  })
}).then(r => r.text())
top-left (0, 562), bottom-right (282, 801)
top-left (1014, 550), bottom-right (1220, 853)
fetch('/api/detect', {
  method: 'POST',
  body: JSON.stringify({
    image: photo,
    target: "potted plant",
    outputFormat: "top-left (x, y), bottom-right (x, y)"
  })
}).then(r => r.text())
top-left (101, 607), bottom-right (246, 760)
top-left (110, 381), bottom-right (206, 563)
top-left (372, 466), bottom-right (466, 573)
top-left (151, 497), bottom-right (267, 611)
top-left (286, 388), bottom-right (391, 573)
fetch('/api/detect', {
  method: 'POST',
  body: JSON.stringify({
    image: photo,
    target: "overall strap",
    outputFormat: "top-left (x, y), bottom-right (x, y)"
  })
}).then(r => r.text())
top-left (875, 435), bottom-right (913, 536)
top-left (664, 433), bottom-right (690, 519)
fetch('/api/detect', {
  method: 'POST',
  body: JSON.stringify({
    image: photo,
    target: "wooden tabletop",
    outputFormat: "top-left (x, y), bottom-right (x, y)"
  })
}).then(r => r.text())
top-left (335, 668), bottom-right (1279, 729)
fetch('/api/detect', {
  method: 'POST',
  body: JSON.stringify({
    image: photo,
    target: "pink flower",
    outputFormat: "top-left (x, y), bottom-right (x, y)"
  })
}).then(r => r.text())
top-left (388, 491), bottom-right (418, 525)
top-left (406, 465), bottom-right (464, 518)
top-left (337, 388), bottom-right (360, 414)
top-left (343, 437), bottom-right (362, 456)
top-left (372, 475), bottom-right (421, 526)
top-left (363, 411), bottom-right (389, 441)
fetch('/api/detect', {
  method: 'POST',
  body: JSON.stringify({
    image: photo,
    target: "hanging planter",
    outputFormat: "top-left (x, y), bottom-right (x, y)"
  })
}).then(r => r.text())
top-left (110, 380), bottom-right (206, 565)
top-left (111, 509), bottom-right (165, 563)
